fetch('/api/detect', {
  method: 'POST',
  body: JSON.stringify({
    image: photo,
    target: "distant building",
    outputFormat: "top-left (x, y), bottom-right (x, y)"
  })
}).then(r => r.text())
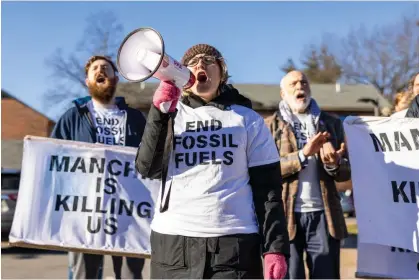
top-left (115, 82), bottom-right (392, 119)
top-left (1, 82), bottom-right (391, 171)
top-left (1, 90), bottom-right (56, 169)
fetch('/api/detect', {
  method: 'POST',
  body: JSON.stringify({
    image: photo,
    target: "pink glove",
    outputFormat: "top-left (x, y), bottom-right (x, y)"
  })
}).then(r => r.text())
top-left (264, 253), bottom-right (287, 280)
top-left (152, 81), bottom-right (181, 113)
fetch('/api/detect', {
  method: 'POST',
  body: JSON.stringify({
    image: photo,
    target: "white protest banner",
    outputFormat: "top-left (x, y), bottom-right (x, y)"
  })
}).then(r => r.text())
top-left (343, 116), bottom-right (419, 252)
top-left (9, 136), bottom-right (160, 258)
top-left (356, 242), bottom-right (419, 279)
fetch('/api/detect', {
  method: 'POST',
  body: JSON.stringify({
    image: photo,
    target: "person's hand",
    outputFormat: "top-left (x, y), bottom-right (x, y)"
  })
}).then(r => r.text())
top-left (302, 132), bottom-right (329, 157)
top-left (264, 253), bottom-right (287, 280)
top-left (152, 81), bottom-right (181, 113)
top-left (320, 142), bottom-right (346, 167)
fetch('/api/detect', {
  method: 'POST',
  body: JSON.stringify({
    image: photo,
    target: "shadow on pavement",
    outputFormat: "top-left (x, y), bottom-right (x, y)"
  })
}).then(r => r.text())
top-left (1, 246), bottom-right (67, 258)
top-left (342, 234), bottom-right (357, 249)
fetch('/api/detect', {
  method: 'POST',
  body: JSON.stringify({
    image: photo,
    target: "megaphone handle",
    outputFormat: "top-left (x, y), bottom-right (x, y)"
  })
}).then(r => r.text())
top-left (153, 81), bottom-right (181, 114)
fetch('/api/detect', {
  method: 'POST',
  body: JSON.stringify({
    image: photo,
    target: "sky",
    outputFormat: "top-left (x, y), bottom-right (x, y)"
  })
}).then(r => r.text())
top-left (2, 1), bottom-right (418, 120)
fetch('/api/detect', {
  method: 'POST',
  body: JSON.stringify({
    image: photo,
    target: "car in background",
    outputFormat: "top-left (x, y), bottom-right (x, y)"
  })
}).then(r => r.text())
top-left (340, 189), bottom-right (355, 217)
top-left (1, 168), bottom-right (21, 238)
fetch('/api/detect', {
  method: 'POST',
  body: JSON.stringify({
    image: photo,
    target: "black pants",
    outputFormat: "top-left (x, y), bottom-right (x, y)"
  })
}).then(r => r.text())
top-left (150, 230), bottom-right (263, 279)
top-left (286, 211), bottom-right (341, 279)
top-left (68, 252), bottom-right (145, 279)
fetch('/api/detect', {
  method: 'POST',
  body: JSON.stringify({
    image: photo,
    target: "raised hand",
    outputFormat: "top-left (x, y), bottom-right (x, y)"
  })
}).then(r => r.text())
top-left (153, 81), bottom-right (181, 113)
top-left (320, 142), bottom-right (345, 167)
top-left (302, 132), bottom-right (329, 157)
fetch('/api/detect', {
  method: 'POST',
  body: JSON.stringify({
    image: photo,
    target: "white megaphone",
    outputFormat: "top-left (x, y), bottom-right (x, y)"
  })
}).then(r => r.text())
top-left (117, 27), bottom-right (196, 89)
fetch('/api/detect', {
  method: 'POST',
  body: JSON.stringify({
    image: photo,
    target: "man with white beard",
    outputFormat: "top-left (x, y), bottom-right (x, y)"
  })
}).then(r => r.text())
top-left (265, 71), bottom-right (351, 279)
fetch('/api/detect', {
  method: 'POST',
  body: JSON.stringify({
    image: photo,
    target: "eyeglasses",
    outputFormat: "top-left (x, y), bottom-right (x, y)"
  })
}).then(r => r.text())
top-left (187, 55), bottom-right (218, 67)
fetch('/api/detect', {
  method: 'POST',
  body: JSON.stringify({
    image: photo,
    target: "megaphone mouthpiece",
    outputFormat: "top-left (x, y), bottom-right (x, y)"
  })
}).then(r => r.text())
top-left (117, 27), bottom-right (196, 89)
top-left (136, 49), bottom-right (161, 72)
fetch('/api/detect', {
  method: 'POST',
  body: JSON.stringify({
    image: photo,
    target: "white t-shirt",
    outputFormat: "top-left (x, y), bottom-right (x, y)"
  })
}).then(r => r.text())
top-left (151, 102), bottom-right (280, 237)
top-left (293, 113), bottom-right (324, 213)
top-left (87, 100), bottom-right (127, 146)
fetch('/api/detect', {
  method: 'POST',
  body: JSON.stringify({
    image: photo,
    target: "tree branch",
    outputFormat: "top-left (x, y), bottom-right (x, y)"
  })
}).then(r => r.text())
top-left (43, 10), bottom-right (124, 116)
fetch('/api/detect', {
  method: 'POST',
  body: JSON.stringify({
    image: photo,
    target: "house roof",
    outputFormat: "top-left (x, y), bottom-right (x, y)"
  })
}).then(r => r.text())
top-left (115, 82), bottom-right (392, 113)
top-left (1, 90), bottom-right (12, 98)
top-left (1, 140), bottom-right (24, 170)
top-left (0, 83), bottom-right (390, 170)
top-left (1, 89), bottom-right (55, 122)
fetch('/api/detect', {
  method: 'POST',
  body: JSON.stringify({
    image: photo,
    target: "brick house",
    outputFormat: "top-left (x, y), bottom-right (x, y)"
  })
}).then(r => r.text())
top-left (1, 89), bottom-right (56, 169)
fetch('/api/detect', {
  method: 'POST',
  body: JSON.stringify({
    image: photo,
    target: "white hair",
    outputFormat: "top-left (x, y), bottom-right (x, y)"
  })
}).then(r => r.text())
top-left (280, 72), bottom-right (312, 113)
top-left (281, 71), bottom-right (309, 91)
top-left (280, 75), bottom-right (287, 92)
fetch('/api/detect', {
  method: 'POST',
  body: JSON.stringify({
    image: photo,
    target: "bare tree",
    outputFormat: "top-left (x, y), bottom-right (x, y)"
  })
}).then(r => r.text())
top-left (335, 13), bottom-right (419, 96)
top-left (43, 10), bottom-right (124, 114)
top-left (281, 58), bottom-right (298, 74)
top-left (300, 44), bottom-right (342, 84)
top-left (280, 45), bottom-right (341, 84)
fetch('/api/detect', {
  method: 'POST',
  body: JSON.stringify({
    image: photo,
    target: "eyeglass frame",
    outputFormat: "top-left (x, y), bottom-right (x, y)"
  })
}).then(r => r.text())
top-left (186, 55), bottom-right (221, 67)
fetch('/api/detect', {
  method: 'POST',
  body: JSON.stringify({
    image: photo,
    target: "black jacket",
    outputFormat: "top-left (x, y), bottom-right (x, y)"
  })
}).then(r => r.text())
top-left (135, 84), bottom-right (290, 257)
top-left (406, 95), bottom-right (419, 118)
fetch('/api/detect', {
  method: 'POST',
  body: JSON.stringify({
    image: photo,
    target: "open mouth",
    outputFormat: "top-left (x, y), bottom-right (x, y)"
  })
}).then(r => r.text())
top-left (96, 75), bottom-right (107, 84)
top-left (197, 72), bottom-right (208, 83)
top-left (296, 93), bottom-right (306, 101)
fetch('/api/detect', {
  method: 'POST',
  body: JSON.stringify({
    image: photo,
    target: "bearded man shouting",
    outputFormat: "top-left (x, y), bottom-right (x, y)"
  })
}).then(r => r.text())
top-left (50, 55), bottom-right (147, 279)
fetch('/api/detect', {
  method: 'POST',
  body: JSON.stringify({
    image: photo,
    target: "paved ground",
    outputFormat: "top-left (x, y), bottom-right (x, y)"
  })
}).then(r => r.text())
top-left (1, 219), bottom-right (359, 279)
top-left (1, 244), bottom-right (151, 279)
top-left (1, 241), bottom-right (359, 279)
top-left (341, 236), bottom-right (358, 279)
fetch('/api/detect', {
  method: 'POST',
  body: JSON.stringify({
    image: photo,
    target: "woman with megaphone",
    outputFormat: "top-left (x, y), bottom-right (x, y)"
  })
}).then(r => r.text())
top-left (135, 43), bottom-right (290, 279)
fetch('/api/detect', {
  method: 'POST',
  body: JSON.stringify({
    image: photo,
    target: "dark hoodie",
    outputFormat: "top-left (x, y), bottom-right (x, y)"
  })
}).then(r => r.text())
top-left (50, 96), bottom-right (146, 147)
top-left (406, 95), bottom-right (419, 118)
top-left (136, 84), bottom-right (289, 257)
top-left (181, 84), bottom-right (253, 110)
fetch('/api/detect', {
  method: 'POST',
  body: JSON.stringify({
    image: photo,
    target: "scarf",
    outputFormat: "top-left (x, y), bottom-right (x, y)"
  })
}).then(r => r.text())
top-left (278, 98), bottom-right (322, 136)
